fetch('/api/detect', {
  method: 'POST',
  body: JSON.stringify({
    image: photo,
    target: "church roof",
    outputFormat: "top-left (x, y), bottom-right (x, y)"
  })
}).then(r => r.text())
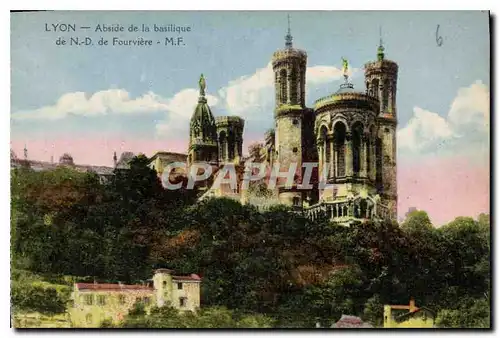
top-left (76, 283), bottom-right (154, 292)
top-left (149, 151), bottom-right (187, 162)
top-left (190, 75), bottom-right (217, 144)
top-left (314, 82), bottom-right (379, 113)
top-left (335, 83), bottom-right (357, 94)
top-left (271, 16), bottom-right (307, 65)
top-left (116, 151), bottom-right (135, 169)
top-left (191, 97), bottom-right (216, 128)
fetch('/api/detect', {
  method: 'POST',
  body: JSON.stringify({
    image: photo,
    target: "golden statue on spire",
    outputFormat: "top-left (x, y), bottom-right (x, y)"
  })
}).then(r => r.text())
top-left (199, 73), bottom-right (206, 96)
top-left (341, 57), bottom-right (349, 82)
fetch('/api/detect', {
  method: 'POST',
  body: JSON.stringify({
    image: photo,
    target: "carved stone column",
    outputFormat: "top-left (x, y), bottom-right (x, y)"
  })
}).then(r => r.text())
top-left (329, 136), bottom-right (334, 178)
top-left (234, 139), bottom-right (239, 162)
top-left (333, 140), bottom-right (338, 179)
top-left (345, 132), bottom-right (353, 177)
top-left (317, 143), bottom-right (324, 178)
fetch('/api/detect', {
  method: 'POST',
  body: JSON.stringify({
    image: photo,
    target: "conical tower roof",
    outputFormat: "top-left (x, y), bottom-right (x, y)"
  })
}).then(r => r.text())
top-left (190, 74), bottom-right (217, 146)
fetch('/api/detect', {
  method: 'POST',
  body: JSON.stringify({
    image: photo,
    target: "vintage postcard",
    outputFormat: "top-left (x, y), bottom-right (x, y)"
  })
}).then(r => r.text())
top-left (10, 10), bottom-right (490, 329)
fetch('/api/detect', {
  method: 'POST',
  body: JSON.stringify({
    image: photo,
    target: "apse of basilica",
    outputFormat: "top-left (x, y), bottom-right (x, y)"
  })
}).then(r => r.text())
top-left (187, 26), bottom-right (398, 226)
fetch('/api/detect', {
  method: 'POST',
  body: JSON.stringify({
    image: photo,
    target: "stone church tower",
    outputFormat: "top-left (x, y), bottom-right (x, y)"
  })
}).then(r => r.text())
top-left (188, 74), bottom-right (218, 167)
top-left (215, 116), bottom-right (245, 164)
top-left (189, 24), bottom-right (399, 225)
top-left (272, 21), bottom-right (315, 207)
top-left (364, 41), bottom-right (398, 220)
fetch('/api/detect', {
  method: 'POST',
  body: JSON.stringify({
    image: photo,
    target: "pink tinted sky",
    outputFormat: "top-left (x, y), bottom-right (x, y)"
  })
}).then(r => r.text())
top-left (11, 137), bottom-right (490, 226)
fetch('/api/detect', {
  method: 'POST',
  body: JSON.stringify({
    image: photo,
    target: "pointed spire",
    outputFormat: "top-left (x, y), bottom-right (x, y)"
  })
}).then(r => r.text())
top-left (285, 14), bottom-right (293, 48)
top-left (377, 26), bottom-right (385, 61)
top-left (23, 144), bottom-right (28, 160)
top-left (113, 151), bottom-right (117, 167)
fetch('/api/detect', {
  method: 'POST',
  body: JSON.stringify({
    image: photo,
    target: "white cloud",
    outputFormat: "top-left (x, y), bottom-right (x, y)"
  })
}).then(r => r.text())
top-left (448, 80), bottom-right (490, 134)
top-left (11, 87), bottom-right (219, 146)
top-left (306, 65), bottom-right (357, 85)
top-left (12, 89), bottom-right (171, 120)
top-left (166, 88), bottom-right (219, 119)
top-left (398, 107), bottom-right (454, 152)
top-left (216, 63), bottom-right (354, 121)
top-left (13, 62), bottom-right (364, 145)
top-left (13, 61), bottom-right (357, 124)
top-left (398, 80), bottom-right (490, 155)
top-left (217, 63), bottom-right (274, 119)
top-left (155, 88), bottom-right (219, 137)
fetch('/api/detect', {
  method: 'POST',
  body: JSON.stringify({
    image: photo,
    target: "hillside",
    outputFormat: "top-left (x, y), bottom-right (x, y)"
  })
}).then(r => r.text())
top-left (10, 156), bottom-right (491, 328)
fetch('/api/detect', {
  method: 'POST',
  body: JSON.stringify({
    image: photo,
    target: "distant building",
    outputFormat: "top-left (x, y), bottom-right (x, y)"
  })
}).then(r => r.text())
top-left (115, 151), bottom-right (136, 170)
top-left (70, 269), bottom-right (201, 328)
top-left (383, 299), bottom-right (435, 328)
top-left (10, 148), bottom-right (135, 184)
top-left (405, 207), bottom-right (417, 218)
top-left (148, 151), bottom-right (188, 177)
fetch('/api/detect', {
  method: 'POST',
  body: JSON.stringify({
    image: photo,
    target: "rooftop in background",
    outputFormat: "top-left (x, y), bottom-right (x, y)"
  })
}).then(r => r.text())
top-left (332, 315), bottom-right (373, 328)
top-left (75, 283), bottom-right (153, 291)
top-left (149, 151), bottom-right (187, 162)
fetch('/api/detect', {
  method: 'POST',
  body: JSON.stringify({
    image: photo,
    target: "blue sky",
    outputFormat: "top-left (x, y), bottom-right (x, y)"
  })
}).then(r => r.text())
top-left (11, 11), bottom-right (489, 139)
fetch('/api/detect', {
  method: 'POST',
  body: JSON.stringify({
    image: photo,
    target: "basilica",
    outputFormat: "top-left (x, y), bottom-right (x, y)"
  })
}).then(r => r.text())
top-left (12, 27), bottom-right (399, 226)
top-left (185, 26), bottom-right (399, 225)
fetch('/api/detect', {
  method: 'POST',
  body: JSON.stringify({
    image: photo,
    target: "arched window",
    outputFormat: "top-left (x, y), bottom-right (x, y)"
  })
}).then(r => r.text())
top-left (367, 125), bottom-right (376, 175)
top-left (219, 131), bottom-right (227, 161)
top-left (275, 72), bottom-right (280, 104)
top-left (324, 136), bottom-right (330, 175)
top-left (319, 126), bottom-right (328, 176)
top-left (372, 79), bottom-right (379, 98)
top-left (228, 130), bottom-right (235, 161)
top-left (290, 67), bottom-right (298, 104)
top-left (352, 122), bottom-right (363, 174)
top-left (279, 69), bottom-right (287, 104)
top-left (333, 122), bottom-right (346, 177)
top-left (360, 199), bottom-right (368, 218)
top-left (375, 138), bottom-right (383, 193)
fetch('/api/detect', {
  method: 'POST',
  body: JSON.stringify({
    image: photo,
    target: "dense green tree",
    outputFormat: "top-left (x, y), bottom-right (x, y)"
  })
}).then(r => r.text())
top-left (11, 161), bottom-right (491, 328)
top-left (435, 296), bottom-right (490, 328)
top-left (362, 294), bottom-right (384, 327)
top-left (11, 282), bottom-right (69, 315)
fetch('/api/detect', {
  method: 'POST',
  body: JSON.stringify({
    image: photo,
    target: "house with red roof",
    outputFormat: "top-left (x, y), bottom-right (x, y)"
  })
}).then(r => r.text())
top-left (69, 268), bottom-right (201, 327)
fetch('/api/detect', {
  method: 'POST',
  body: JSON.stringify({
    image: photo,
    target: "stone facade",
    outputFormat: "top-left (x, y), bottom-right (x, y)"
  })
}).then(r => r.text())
top-left (182, 29), bottom-right (399, 225)
top-left (215, 116), bottom-right (245, 164)
top-left (148, 151), bottom-right (188, 177)
top-left (267, 30), bottom-right (399, 224)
